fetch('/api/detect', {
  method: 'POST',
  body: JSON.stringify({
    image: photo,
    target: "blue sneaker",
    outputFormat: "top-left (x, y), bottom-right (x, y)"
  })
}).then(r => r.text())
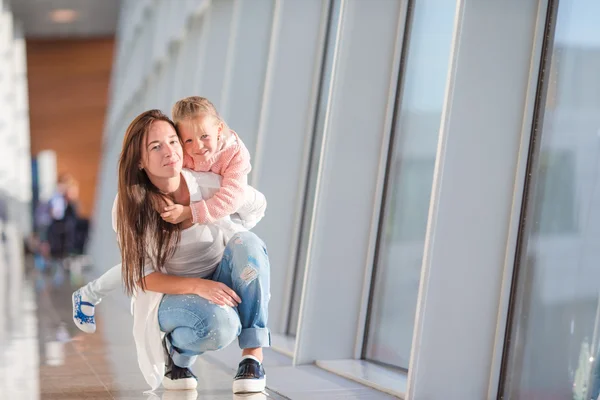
top-left (233, 357), bottom-right (266, 394)
top-left (72, 290), bottom-right (96, 333)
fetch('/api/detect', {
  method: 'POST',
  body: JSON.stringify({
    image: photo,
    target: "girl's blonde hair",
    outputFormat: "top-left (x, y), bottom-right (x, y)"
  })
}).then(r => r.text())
top-left (172, 96), bottom-right (232, 139)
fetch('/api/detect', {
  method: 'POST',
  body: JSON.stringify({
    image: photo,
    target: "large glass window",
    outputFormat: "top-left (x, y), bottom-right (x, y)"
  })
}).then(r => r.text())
top-left (502, 1), bottom-right (600, 398)
top-left (286, 0), bottom-right (341, 337)
top-left (364, 0), bottom-right (456, 369)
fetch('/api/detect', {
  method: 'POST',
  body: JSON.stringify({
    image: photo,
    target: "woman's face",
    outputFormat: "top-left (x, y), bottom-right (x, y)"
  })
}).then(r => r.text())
top-left (140, 120), bottom-right (183, 181)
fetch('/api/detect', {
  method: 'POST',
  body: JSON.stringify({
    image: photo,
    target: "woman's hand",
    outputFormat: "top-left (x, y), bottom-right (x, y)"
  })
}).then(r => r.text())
top-left (194, 279), bottom-right (242, 307)
top-left (161, 204), bottom-right (192, 224)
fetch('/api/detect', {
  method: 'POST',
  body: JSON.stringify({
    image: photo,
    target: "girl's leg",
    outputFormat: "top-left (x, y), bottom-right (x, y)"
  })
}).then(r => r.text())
top-left (158, 293), bottom-right (241, 389)
top-left (72, 263), bottom-right (122, 333)
top-left (212, 231), bottom-right (271, 393)
top-left (78, 263), bottom-right (122, 304)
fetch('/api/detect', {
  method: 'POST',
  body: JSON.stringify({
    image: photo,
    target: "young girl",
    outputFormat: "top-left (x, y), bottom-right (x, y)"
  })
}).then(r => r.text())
top-left (159, 96), bottom-right (256, 227)
top-left (72, 97), bottom-right (265, 334)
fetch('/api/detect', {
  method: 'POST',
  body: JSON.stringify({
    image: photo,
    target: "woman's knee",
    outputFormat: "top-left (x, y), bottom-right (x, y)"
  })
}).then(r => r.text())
top-left (231, 232), bottom-right (265, 252)
top-left (203, 306), bottom-right (241, 350)
top-left (158, 294), bottom-right (207, 332)
top-left (228, 232), bottom-right (270, 279)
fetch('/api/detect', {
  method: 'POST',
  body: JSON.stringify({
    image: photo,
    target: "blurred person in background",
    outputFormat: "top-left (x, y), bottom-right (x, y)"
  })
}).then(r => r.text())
top-left (72, 109), bottom-right (270, 394)
top-left (47, 175), bottom-right (80, 263)
top-left (31, 173), bottom-right (76, 271)
top-left (63, 179), bottom-right (81, 252)
top-left (62, 179), bottom-right (90, 256)
top-left (48, 173), bottom-right (74, 223)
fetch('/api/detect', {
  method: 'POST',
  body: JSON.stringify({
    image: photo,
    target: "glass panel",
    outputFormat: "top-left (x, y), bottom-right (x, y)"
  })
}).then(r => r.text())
top-left (287, 0), bottom-right (341, 336)
top-left (365, 0), bottom-right (456, 369)
top-left (502, 1), bottom-right (600, 399)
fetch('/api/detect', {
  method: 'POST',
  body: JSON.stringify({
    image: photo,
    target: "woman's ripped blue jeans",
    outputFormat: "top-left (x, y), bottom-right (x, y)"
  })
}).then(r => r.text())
top-left (157, 232), bottom-right (271, 368)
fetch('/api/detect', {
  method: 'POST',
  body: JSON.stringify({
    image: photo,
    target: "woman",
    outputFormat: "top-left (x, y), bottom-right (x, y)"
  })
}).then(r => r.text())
top-left (113, 110), bottom-right (270, 393)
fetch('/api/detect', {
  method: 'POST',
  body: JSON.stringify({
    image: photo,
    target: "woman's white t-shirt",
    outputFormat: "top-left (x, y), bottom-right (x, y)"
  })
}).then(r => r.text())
top-left (149, 222), bottom-right (225, 278)
top-left (113, 169), bottom-right (248, 279)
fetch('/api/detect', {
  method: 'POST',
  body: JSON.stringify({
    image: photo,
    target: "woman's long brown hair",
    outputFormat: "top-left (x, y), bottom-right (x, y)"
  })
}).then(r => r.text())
top-left (116, 109), bottom-right (181, 295)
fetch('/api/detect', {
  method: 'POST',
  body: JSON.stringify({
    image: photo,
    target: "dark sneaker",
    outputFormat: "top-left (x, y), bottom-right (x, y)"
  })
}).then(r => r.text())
top-left (233, 358), bottom-right (266, 394)
top-left (162, 337), bottom-right (197, 390)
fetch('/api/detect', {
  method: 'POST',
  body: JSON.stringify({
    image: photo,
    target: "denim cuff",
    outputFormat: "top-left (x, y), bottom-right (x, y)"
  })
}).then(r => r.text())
top-left (238, 327), bottom-right (271, 349)
top-left (171, 351), bottom-right (197, 368)
top-left (166, 336), bottom-right (197, 368)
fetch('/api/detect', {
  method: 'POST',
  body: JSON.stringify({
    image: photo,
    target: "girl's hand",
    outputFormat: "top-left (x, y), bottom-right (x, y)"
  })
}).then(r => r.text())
top-left (161, 204), bottom-right (192, 224)
top-left (194, 279), bottom-right (242, 307)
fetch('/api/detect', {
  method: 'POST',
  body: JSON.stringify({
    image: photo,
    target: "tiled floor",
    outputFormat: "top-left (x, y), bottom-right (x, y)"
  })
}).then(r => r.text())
top-left (0, 257), bottom-right (398, 399)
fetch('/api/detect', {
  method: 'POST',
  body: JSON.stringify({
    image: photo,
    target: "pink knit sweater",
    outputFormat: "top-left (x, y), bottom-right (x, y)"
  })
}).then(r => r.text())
top-left (183, 131), bottom-right (252, 224)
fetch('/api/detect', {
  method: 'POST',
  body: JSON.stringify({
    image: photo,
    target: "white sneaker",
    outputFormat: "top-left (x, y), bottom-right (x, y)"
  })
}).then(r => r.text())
top-left (162, 375), bottom-right (198, 391)
top-left (232, 358), bottom-right (266, 394)
top-left (72, 290), bottom-right (96, 333)
top-left (162, 389), bottom-right (198, 400)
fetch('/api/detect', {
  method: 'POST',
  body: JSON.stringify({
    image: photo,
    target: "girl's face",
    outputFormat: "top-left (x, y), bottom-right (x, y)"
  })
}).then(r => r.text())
top-left (178, 115), bottom-right (223, 163)
top-left (140, 120), bottom-right (183, 181)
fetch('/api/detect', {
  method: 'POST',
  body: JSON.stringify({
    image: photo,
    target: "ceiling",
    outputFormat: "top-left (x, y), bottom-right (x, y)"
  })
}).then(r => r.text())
top-left (9, 0), bottom-right (121, 38)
